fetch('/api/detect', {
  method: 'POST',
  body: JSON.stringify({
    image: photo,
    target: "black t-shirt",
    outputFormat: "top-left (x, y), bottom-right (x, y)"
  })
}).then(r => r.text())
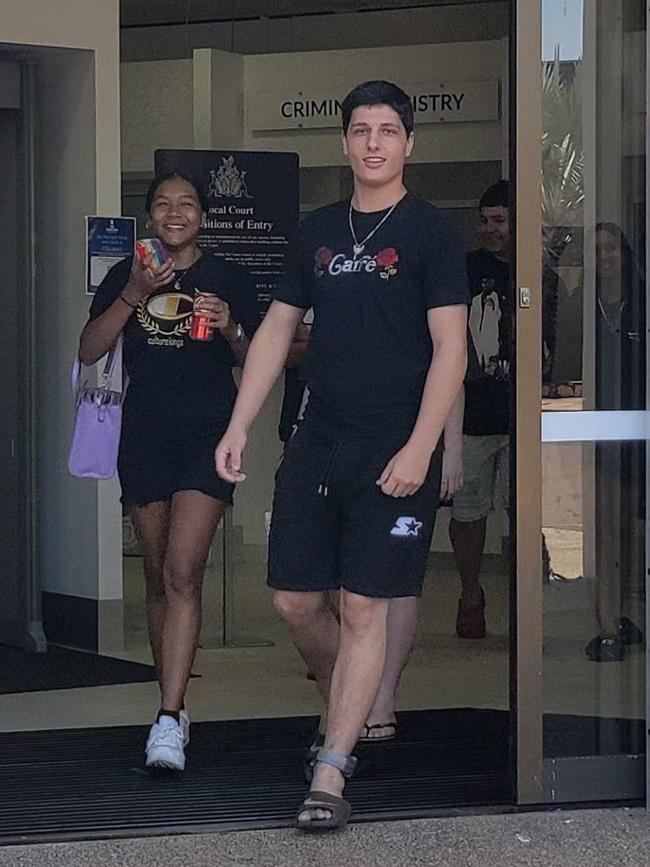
top-left (596, 288), bottom-right (646, 410)
top-left (463, 249), bottom-right (511, 436)
top-left (274, 194), bottom-right (470, 442)
top-left (463, 249), bottom-right (560, 436)
top-left (89, 251), bottom-right (259, 432)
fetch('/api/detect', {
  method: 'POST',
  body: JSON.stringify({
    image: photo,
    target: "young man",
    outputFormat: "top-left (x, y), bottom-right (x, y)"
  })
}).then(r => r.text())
top-left (451, 180), bottom-right (558, 638)
top-left (450, 180), bottom-right (512, 638)
top-left (216, 80), bottom-right (469, 831)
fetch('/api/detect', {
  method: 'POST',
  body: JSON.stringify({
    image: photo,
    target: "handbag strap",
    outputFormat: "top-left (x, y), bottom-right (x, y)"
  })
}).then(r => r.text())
top-left (71, 334), bottom-right (123, 397)
top-left (100, 334), bottom-right (122, 390)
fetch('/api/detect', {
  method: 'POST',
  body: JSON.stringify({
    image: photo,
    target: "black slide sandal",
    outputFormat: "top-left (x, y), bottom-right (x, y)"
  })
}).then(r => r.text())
top-left (296, 791), bottom-right (352, 832)
top-left (296, 749), bottom-right (357, 833)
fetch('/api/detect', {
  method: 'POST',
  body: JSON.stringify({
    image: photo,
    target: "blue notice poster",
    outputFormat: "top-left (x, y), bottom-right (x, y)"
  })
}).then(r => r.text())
top-left (86, 216), bottom-right (136, 295)
top-left (154, 150), bottom-right (299, 320)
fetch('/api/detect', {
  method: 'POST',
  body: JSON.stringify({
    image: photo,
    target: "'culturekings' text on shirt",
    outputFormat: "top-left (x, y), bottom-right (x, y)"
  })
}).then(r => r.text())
top-left (89, 252), bottom-right (259, 432)
top-left (274, 194), bottom-right (470, 442)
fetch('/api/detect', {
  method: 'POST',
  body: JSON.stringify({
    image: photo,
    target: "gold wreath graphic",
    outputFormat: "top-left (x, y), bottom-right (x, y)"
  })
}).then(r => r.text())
top-left (137, 302), bottom-right (192, 338)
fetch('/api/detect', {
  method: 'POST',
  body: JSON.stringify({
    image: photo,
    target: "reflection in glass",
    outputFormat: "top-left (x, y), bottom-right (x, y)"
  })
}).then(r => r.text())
top-left (542, 0), bottom-right (646, 763)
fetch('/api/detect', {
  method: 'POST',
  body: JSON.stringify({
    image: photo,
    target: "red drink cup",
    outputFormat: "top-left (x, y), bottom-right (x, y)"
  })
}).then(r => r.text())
top-left (191, 291), bottom-right (218, 341)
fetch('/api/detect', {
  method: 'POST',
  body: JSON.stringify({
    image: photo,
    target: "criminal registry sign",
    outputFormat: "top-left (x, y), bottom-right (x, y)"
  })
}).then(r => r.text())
top-left (155, 149), bottom-right (299, 320)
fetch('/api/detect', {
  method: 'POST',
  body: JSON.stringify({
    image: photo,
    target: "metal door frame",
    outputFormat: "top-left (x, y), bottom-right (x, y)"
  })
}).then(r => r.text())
top-left (514, 0), bottom-right (648, 806)
top-left (0, 60), bottom-right (45, 652)
top-left (512, 0), bottom-right (544, 805)
top-left (646, 0), bottom-right (650, 813)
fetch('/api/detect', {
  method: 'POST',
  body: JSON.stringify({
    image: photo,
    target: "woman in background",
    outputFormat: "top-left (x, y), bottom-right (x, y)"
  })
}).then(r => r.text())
top-left (587, 222), bottom-right (645, 662)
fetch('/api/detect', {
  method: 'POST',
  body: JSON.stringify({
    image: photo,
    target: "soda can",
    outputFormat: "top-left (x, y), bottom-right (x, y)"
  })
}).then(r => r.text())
top-left (135, 237), bottom-right (166, 270)
top-left (190, 291), bottom-right (218, 342)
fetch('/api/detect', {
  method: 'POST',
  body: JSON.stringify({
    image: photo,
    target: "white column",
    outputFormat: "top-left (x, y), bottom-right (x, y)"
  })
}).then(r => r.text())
top-left (193, 48), bottom-right (245, 150)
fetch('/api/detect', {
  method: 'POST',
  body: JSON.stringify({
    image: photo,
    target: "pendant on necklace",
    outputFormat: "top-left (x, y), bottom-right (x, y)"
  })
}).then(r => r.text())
top-left (173, 278), bottom-right (182, 292)
top-left (353, 243), bottom-right (365, 259)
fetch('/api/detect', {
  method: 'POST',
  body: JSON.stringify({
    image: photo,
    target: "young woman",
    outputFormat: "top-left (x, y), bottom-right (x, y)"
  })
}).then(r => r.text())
top-left (79, 172), bottom-right (258, 769)
top-left (587, 222), bottom-right (645, 661)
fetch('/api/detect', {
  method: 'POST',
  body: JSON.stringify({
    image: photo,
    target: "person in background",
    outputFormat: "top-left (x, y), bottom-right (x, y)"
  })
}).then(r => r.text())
top-left (358, 390), bottom-right (464, 744)
top-left (278, 314), bottom-right (312, 443)
top-left (78, 172), bottom-right (258, 770)
top-left (450, 180), bottom-right (558, 639)
top-left (586, 222), bottom-right (645, 662)
top-left (286, 324), bottom-right (465, 735)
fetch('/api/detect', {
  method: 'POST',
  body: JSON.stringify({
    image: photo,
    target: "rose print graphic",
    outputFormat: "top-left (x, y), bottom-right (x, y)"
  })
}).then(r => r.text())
top-left (314, 246), bottom-right (333, 276)
top-left (376, 247), bottom-right (399, 279)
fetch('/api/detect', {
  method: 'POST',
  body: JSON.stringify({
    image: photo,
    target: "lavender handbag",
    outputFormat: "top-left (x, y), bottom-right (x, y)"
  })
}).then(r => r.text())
top-left (68, 337), bottom-right (123, 479)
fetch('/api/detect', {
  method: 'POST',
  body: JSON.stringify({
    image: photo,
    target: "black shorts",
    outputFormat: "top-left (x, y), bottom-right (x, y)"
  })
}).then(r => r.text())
top-left (118, 418), bottom-right (234, 509)
top-left (268, 429), bottom-right (442, 598)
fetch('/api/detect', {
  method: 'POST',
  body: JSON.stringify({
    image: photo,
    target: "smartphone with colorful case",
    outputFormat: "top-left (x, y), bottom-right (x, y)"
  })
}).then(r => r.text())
top-left (135, 237), bottom-right (166, 271)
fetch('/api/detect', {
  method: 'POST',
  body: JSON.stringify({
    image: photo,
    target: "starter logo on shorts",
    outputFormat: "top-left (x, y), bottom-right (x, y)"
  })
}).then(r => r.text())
top-left (390, 517), bottom-right (423, 538)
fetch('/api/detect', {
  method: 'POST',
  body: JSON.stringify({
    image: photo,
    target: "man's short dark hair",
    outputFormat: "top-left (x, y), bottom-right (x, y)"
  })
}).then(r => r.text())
top-left (145, 171), bottom-right (209, 214)
top-left (341, 80), bottom-right (414, 137)
top-left (479, 179), bottom-right (509, 210)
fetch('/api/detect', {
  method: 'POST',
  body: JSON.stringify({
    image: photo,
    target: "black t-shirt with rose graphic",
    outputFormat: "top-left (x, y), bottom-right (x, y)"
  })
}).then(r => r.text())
top-left (89, 251), bottom-right (259, 433)
top-left (274, 194), bottom-right (470, 443)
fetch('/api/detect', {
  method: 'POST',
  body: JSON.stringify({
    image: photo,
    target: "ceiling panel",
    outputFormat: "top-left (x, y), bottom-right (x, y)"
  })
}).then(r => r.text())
top-left (120, 0), bottom-right (491, 28)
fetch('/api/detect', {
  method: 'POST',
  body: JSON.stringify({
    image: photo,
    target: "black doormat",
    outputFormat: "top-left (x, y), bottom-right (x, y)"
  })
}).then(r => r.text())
top-left (544, 712), bottom-right (645, 757)
top-left (0, 644), bottom-right (159, 694)
top-left (0, 708), bottom-right (511, 842)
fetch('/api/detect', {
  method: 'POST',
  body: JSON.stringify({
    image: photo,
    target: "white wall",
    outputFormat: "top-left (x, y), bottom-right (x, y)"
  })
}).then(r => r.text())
top-left (121, 59), bottom-right (194, 174)
top-left (244, 41), bottom-right (505, 167)
top-left (0, 0), bottom-right (122, 214)
top-left (36, 50), bottom-right (99, 600)
top-left (0, 1), bottom-right (122, 610)
top-left (121, 39), bottom-right (506, 173)
top-left (194, 49), bottom-right (245, 150)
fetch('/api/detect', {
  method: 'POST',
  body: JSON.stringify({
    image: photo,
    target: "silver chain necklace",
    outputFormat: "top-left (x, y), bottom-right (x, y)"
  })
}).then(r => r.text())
top-left (173, 248), bottom-right (203, 292)
top-left (348, 197), bottom-right (402, 259)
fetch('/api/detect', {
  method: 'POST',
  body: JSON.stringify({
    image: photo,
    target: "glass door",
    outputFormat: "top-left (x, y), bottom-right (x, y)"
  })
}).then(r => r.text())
top-left (515, 0), bottom-right (647, 804)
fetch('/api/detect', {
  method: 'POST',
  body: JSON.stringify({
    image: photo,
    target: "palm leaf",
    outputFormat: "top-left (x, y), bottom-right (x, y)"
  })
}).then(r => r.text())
top-left (541, 57), bottom-right (584, 263)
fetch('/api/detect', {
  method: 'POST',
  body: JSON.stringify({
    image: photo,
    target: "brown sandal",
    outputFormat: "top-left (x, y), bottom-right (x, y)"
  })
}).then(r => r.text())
top-left (296, 791), bottom-right (352, 832)
top-left (296, 749), bottom-right (357, 832)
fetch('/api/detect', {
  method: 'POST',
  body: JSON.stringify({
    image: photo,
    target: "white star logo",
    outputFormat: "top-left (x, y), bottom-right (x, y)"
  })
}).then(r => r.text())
top-left (390, 517), bottom-right (423, 538)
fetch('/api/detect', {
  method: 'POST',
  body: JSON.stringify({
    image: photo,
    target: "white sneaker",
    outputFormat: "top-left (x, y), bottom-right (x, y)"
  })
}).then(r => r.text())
top-left (145, 716), bottom-right (186, 770)
top-left (179, 709), bottom-right (190, 747)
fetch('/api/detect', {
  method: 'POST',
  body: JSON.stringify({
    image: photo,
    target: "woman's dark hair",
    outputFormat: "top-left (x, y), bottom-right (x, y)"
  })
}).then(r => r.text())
top-left (341, 80), bottom-right (414, 137)
top-left (145, 171), bottom-right (209, 215)
top-left (595, 221), bottom-right (643, 290)
top-left (479, 179), bottom-right (509, 210)
top-left (595, 222), bottom-right (634, 268)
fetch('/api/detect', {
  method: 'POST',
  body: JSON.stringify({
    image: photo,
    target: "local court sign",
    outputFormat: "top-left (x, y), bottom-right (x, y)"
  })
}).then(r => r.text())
top-left (248, 80), bottom-right (500, 131)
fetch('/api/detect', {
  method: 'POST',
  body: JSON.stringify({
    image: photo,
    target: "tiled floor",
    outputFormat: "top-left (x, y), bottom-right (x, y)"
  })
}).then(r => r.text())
top-left (0, 535), bottom-right (644, 733)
